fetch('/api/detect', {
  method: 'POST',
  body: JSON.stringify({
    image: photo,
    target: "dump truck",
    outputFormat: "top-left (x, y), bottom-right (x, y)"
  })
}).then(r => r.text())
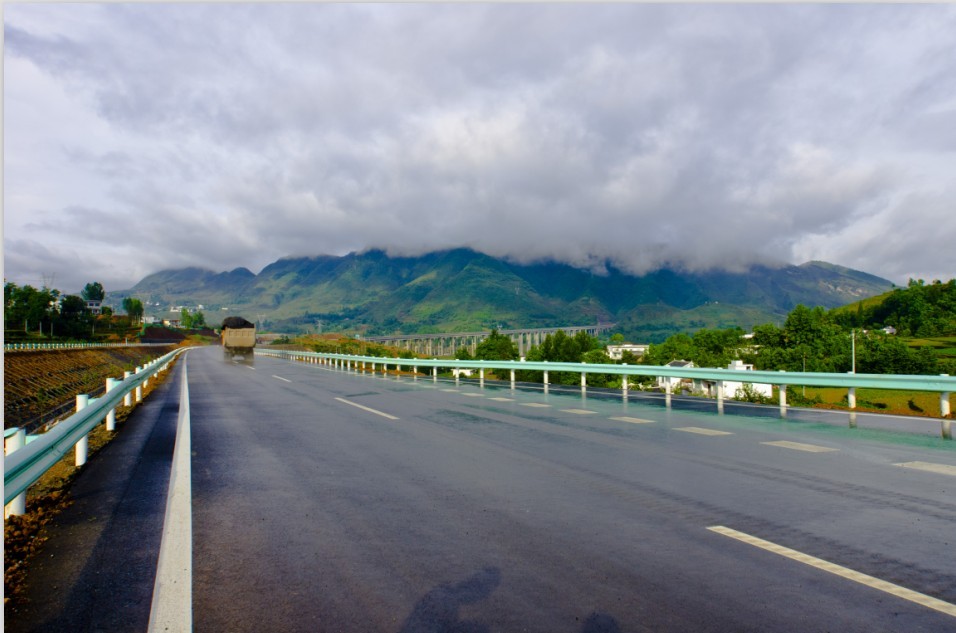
top-left (221, 316), bottom-right (257, 358)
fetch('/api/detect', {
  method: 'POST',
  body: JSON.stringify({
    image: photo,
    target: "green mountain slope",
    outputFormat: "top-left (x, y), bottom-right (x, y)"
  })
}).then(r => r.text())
top-left (115, 249), bottom-right (895, 341)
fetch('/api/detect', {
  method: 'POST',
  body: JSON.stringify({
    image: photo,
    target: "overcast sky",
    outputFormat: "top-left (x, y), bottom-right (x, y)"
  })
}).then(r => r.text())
top-left (4, 3), bottom-right (955, 294)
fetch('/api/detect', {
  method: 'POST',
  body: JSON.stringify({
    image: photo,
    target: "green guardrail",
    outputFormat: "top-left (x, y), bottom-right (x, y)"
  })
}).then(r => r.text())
top-left (4, 347), bottom-right (191, 508)
top-left (256, 348), bottom-right (955, 437)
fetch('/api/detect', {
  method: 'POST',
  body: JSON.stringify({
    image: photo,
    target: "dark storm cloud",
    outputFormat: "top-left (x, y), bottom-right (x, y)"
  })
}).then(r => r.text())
top-left (4, 4), bottom-right (956, 291)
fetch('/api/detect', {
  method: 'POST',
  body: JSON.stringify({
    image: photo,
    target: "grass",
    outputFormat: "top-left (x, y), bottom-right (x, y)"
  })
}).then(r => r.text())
top-left (802, 386), bottom-right (951, 417)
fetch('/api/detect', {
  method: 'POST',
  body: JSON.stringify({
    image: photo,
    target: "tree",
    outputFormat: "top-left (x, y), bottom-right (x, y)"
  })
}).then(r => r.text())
top-left (4, 282), bottom-right (59, 333)
top-left (56, 295), bottom-right (93, 338)
top-left (180, 308), bottom-right (193, 329)
top-left (473, 329), bottom-right (518, 361)
top-left (82, 282), bottom-right (105, 302)
top-left (122, 297), bottom-right (144, 324)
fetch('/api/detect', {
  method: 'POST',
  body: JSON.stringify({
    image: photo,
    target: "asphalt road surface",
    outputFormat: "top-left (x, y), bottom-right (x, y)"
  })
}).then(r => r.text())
top-left (10, 346), bottom-right (956, 632)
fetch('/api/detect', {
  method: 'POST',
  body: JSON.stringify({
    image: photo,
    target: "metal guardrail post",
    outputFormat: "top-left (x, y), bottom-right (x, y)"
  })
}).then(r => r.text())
top-left (75, 395), bottom-right (90, 467)
top-left (135, 367), bottom-right (144, 402)
top-left (124, 371), bottom-right (133, 407)
top-left (5, 429), bottom-right (27, 517)
top-left (106, 378), bottom-right (119, 431)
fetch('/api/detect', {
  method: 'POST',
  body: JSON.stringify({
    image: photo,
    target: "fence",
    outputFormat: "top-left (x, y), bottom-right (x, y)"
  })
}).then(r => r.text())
top-left (256, 349), bottom-right (955, 439)
top-left (4, 347), bottom-right (192, 516)
top-left (4, 342), bottom-right (173, 352)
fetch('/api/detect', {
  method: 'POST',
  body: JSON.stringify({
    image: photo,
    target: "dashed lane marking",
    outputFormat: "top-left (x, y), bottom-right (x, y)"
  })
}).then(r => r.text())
top-left (460, 393), bottom-right (484, 397)
top-left (610, 416), bottom-right (654, 424)
top-left (708, 526), bottom-right (956, 619)
top-left (334, 397), bottom-right (400, 420)
top-left (489, 397), bottom-right (514, 402)
top-left (272, 375), bottom-right (292, 383)
top-left (674, 426), bottom-right (733, 436)
top-left (895, 461), bottom-right (956, 477)
top-left (441, 389), bottom-right (459, 393)
top-left (562, 409), bottom-right (597, 415)
top-left (762, 440), bottom-right (838, 453)
top-left (520, 403), bottom-right (551, 408)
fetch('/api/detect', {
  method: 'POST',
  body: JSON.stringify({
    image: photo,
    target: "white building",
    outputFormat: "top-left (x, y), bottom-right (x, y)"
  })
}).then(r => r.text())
top-left (696, 360), bottom-right (773, 399)
top-left (606, 343), bottom-right (649, 360)
top-left (657, 360), bottom-right (694, 391)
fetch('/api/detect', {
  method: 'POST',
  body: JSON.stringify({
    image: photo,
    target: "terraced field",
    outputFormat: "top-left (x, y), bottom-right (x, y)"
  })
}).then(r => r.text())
top-left (4, 346), bottom-right (180, 432)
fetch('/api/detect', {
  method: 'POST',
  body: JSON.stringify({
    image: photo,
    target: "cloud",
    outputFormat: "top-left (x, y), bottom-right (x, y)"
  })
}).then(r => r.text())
top-left (4, 4), bottom-right (956, 293)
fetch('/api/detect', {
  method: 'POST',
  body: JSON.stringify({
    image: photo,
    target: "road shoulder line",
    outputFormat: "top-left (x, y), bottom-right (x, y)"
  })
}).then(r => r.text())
top-left (147, 355), bottom-right (193, 633)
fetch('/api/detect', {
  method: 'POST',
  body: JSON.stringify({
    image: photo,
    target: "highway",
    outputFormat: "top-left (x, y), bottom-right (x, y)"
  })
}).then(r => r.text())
top-left (8, 345), bottom-right (956, 632)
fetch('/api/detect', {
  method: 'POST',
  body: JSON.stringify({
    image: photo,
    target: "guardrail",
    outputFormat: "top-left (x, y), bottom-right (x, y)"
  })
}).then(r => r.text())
top-left (4, 342), bottom-right (173, 352)
top-left (256, 349), bottom-right (955, 439)
top-left (4, 347), bottom-right (192, 515)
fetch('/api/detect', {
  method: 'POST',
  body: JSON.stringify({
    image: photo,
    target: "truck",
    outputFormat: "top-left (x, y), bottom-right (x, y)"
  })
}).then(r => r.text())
top-left (221, 316), bottom-right (257, 358)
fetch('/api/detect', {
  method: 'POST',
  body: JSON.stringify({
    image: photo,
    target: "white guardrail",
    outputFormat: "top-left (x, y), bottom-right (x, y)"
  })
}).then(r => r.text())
top-left (257, 349), bottom-right (955, 439)
top-left (4, 342), bottom-right (173, 352)
top-left (4, 347), bottom-right (192, 516)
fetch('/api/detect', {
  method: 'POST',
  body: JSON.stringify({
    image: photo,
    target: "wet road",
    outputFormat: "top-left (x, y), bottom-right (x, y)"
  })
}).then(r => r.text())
top-left (8, 345), bottom-right (956, 632)
top-left (187, 347), bottom-right (956, 632)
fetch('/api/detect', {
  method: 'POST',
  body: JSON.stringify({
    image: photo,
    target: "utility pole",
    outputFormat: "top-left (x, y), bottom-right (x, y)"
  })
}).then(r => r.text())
top-left (851, 329), bottom-right (856, 374)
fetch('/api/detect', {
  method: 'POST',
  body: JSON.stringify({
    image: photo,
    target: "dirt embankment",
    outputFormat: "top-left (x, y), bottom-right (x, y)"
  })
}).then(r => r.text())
top-left (4, 346), bottom-right (179, 431)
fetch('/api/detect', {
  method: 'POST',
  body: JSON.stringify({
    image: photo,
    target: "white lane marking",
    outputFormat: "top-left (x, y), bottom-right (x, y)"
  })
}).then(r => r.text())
top-left (334, 397), bottom-right (400, 420)
top-left (148, 358), bottom-right (192, 633)
top-left (246, 366), bottom-right (257, 370)
top-left (489, 397), bottom-right (514, 402)
top-left (520, 403), bottom-right (551, 408)
top-left (562, 408), bottom-right (597, 415)
top-left (708, 526), bottom-right (956, 619)
top-left (674, 426), bottom-right (733, 436)
top-left (272, 375), bottom-right (292, 383)
top-left (762, 440), bottom-right (838, 453)
top-left (460, 393), bottom-right (484, 397)
top-left (441, 389), bottom-right (459, 393)
top-left (895, 461), bottom-right (956, 477)
top-left (610, 416), bottom-right (654, 425)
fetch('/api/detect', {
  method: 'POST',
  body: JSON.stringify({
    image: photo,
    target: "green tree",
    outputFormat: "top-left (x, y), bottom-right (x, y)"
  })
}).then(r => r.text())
top-left (642, 333), bottom-right (695, 366)
top-left (122, 297), bottom-right (144, 324)
top-left (81, 282), bottom-right (105, 302)
top-left (474, 329), bottom-right (518, 361)
top-left (4, 283), bottom-right (59, 333)
top-left (55, 295), bottom-right (93, 338)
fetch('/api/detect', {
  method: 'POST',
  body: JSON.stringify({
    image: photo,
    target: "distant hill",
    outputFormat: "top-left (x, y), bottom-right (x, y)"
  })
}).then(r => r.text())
top-left (831, 278), bottom-right (956, 336)
top-left (114, 249), bottom-right (895, 342)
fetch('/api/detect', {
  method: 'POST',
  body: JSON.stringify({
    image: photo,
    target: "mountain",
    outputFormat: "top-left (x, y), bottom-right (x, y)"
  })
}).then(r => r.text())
top-left (114, 249), bottom-right (895, 342)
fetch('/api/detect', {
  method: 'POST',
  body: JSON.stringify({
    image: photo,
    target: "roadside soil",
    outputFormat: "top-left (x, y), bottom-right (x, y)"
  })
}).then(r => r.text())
top-left (4, 345), bottom-right (181, 431)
